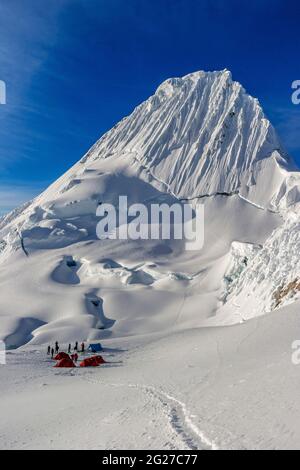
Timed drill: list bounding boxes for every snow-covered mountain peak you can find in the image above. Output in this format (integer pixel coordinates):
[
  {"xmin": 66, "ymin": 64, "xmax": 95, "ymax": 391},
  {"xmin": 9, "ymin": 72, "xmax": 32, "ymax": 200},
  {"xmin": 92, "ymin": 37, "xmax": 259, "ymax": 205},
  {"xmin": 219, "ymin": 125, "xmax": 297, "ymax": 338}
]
[
  {"xmin": 1, "ymin": 69, "xmax": 299, "ymax": 238},
  {"xmin": 153, "ymin": 69, "xmax": 235, "ymax": 105},
  {"xmin": 79, "ymin": 69, "xmax": 293, "ymax": 209},
  {"xmin": 0, "ymin": 70, "xmax": 299, "ymax": 347}
]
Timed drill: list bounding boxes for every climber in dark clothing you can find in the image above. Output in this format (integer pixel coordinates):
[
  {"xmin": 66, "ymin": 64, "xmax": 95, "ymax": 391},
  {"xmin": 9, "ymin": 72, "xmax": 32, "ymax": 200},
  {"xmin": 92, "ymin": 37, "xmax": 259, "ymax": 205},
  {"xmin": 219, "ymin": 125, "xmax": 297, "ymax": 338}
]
[
  {"xmin": 47, "ymin": 345, "xmax": 51, "ymax": 355},
  {"xmin": 81, "ymin": 342, "xmax": 85, "ymax": 353},
  {"xmin": 68, "ymin": 344, "xmax": 71, "ymax": 354},
  {"xmin": 51, "ymin": 348, "xmax": 54, "ymax": 359},
  {"xmin": 55, "ymin": 341, "xmax": 59, "ymax": 354},
  {"xmin": 74, "ymin": 341, "xmax": 78, "ymax": 352}
]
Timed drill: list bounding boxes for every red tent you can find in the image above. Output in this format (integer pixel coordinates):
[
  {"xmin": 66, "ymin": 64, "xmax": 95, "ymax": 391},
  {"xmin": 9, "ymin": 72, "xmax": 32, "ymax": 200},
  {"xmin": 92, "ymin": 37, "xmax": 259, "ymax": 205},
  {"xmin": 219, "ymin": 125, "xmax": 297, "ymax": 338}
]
[
  {"xmin": 54, "ymin": 352, "xmax": 70, "ymax": 361},
  {"xmin": 54, "ymin": 358, "xmax": 76, "ymax": 368},
  {"xmin": 80, "ymin": 356, "xmax": 102, "ymax": 367},
  {"xmin": 94, "ymin": 355, "xmax": 106, "ymax": 364}
]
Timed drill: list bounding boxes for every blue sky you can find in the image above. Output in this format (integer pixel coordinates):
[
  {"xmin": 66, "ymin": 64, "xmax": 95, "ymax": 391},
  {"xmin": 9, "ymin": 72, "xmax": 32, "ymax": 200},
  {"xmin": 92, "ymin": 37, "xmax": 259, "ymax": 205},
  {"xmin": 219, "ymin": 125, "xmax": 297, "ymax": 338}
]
[{"xmin": 0, "ymin": 0, "xmax": 299, "ymax": 215}]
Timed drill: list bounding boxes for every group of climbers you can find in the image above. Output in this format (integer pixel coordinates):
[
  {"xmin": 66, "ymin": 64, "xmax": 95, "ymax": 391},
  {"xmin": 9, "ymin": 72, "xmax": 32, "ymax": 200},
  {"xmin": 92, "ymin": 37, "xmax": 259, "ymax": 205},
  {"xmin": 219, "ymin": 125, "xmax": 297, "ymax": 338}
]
[
  {"xmin": 47, "ymin": 341, "xmax": 85, "ymax": 359},
  {"xmin": 47, "ymin": 341, "xmax": 60, "ymax": 359},
  {"xmin": 48, "ymin": 341, "xmax": 105, "ymax": 368},
  {"xmin": 68, "ymin": 341, "xmax": 85, "ymax": 353}
]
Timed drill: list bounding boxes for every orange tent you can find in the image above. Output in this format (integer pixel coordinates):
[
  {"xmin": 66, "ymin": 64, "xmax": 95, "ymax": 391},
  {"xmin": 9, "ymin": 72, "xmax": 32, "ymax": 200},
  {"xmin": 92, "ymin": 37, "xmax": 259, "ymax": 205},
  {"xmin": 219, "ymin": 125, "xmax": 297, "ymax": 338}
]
[
  {"xmin": 54, "ymin": 352, "xmax": 70, "ymax": 361},
  {"xmin": 94, "ymin": 355, "xmax": 106, "ymax": 364},
  {"xmin": 54, "ymin": 358, "xmax": 76, "ymax": 368},
  {"xmin": 80, "ymin": 356, "xmax": 101, "ymax": 367}
]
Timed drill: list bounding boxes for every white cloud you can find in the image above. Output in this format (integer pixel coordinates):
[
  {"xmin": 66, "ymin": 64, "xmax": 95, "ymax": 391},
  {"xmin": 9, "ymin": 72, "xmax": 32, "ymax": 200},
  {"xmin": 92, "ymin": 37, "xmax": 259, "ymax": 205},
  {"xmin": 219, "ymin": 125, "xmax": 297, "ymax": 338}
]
[
  {"xmin": 0, "ymin": 0, "xmax": 72, "ymax": 169},
  {"xmin": 0, "ymin": 181, "xmax": 47, "ymax": 216}
]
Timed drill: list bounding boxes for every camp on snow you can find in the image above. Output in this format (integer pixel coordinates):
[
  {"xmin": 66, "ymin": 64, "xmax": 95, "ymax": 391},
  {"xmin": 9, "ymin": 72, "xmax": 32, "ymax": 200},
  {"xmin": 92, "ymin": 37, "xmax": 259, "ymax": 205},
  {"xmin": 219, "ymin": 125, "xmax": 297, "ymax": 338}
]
[{"xmin": 88, "ymin": 343, "xmax": 102, "ymax": 353}]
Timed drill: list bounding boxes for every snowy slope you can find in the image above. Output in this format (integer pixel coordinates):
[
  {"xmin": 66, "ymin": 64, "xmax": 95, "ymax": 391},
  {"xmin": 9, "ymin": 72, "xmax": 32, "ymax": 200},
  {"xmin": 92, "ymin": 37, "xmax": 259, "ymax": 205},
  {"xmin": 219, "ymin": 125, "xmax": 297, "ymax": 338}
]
[
  {"xmin": 0, "ymin": 69, "xmax": 299, "ymax": 347},
  {"xmin": 1, "ymin": 300, "xmax": 300, "ymax": 450}
]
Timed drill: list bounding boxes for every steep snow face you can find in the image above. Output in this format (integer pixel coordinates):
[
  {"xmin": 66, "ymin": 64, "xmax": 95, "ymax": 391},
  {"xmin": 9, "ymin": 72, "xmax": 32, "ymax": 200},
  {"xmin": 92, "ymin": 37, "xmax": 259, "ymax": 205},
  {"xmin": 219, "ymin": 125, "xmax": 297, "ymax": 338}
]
[
  {"xmin": 219, "ymin": 204, "xmax": 300, "ymax": 323},
  {"xmin": 80, "ymin": 70, "xmax": 292, "ymax": 206}
]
